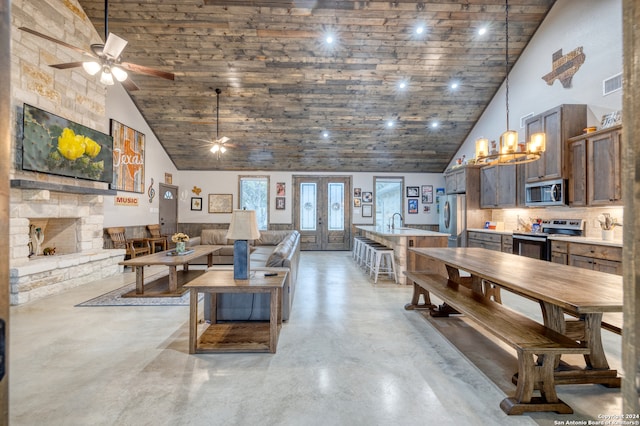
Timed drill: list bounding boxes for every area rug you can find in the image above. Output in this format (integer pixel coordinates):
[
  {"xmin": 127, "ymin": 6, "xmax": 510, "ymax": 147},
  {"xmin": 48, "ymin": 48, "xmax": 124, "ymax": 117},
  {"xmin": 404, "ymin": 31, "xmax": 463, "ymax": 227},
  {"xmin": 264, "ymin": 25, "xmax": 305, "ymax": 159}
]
[{"xmin": 76, "ymin": 282, "xmax": 193, "ymax": 307}]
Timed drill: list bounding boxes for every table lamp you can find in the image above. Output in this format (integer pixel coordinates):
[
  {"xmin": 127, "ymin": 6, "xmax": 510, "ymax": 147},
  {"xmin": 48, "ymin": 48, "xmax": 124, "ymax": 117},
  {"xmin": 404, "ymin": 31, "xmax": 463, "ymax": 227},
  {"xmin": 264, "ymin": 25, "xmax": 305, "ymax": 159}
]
[{"xmin": 226, "ymin": 209, "xmax": 261, "ymax": 279}]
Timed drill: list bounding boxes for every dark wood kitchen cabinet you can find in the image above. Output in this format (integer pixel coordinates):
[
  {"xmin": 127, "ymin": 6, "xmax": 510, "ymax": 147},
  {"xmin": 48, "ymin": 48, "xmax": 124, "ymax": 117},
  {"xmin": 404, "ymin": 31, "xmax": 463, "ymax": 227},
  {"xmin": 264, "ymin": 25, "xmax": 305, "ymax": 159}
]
[
  {"xmin": 524, "ymin": 104, "xmax": 587, "ymax": 183},
  {"xmin": 467, "ymin": 231, "xmax": 502, "ymax": 251},
  {"xmin": 568, "ymin": 242, "xmax": 622, "ymax": 275},
  {"xmin": 550, "ymin": 240, "xmax": 568, "ymax": 265},
  {"xmin": 568, "ymin": 138, "xmax": 588, "ymax": 206},
  {"xmin": 444, "ymin": 165, "xmax": 481, "ymax": 195},
  {"xmin": 568, "ymin": 125, "xmax": 622, "ymax": 206},
  {"xmin": 480, "ymin": 164, "xmax": 517, "ymax": 208}
]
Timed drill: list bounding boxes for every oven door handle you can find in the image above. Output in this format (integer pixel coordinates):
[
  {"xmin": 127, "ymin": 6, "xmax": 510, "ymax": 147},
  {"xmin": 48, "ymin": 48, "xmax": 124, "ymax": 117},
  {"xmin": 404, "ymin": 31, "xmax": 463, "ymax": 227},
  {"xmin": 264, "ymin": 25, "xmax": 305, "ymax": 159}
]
[{"xmin": 513, "ymin": 235, "xmax": 547, "ymax": 243}]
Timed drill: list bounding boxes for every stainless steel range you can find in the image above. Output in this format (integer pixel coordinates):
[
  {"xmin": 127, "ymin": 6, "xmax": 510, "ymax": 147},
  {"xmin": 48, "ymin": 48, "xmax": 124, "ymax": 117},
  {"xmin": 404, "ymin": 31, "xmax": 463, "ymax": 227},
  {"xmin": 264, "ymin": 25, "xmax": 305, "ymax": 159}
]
[{"xmin": 512, "ymin": 219, "xmax": 584, "ymax": 261}]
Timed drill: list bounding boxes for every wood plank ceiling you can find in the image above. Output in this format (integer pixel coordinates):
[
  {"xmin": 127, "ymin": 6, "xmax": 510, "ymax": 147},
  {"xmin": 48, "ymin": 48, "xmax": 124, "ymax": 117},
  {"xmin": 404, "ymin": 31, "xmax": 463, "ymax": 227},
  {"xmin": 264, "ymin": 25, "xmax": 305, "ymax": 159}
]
[{"xmin": 76, "ymin": 0, "xmax": 556, "ymax": 172}]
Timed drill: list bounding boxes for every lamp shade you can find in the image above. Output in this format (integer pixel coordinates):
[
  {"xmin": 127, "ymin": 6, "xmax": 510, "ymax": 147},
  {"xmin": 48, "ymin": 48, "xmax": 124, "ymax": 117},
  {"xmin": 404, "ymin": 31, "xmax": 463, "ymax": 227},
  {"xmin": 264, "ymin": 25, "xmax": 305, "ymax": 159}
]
[{"xmin": 226, "ymin": 210, "xmax": 261, "ymax": 240}]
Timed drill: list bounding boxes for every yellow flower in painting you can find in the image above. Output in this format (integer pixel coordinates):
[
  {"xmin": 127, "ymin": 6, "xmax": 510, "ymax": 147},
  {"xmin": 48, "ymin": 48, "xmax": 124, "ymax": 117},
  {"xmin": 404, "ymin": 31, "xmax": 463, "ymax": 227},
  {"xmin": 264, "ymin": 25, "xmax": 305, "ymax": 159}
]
[
  {"xmin": 83, "ymin": 136, "xmax": 101, "ymax": 158},
  {"xmin": 57, "ymin": 128, "xmax": 86, "ymax": 160}
]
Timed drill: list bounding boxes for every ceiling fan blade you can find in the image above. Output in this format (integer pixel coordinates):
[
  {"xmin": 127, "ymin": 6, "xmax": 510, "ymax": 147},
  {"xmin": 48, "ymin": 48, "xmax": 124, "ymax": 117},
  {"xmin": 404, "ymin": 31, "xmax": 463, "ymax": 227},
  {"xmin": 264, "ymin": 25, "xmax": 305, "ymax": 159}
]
[
  {"xmin": 103, "ymin": 33, "xmax": 128, "ymax": 59},
  {"xmin": 120, "ymin": 78, "xmax": 140, "ymax": 91},
  {"xmin": 120, "ymin": 62, "xmax": 175, "ymax": 80},
  {"xmin": 50, "ymin": 61, "xmax": 85, "ymax": 70},
  {"xmin": 19, "ymin": 27, "xmax": 94, "ymax": 57}
]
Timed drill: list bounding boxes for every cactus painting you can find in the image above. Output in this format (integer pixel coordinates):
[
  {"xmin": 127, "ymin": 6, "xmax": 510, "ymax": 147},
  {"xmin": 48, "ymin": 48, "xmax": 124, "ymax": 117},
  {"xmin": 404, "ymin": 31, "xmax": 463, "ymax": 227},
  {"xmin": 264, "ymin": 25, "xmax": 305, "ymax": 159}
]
[{"xmin": 21, "ymin": 104, "xmax": 113, "ymax": 183}]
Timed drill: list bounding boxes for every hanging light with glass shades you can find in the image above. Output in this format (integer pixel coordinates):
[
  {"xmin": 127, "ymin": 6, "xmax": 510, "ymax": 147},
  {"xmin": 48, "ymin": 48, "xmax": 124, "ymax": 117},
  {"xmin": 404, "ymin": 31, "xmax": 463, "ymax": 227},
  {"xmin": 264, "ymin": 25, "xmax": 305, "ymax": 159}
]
[{"xmin": 475, "ymin": 0, "xmax": 545, "ymax": 166}]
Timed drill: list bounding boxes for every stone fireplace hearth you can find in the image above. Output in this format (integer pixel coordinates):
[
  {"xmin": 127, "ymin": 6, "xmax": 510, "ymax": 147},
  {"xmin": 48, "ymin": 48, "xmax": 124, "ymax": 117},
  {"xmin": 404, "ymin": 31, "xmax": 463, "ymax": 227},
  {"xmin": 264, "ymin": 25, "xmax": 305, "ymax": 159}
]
[{"xmin": 10, "ymin": 186, "xmax": 125, "ymax": 305}]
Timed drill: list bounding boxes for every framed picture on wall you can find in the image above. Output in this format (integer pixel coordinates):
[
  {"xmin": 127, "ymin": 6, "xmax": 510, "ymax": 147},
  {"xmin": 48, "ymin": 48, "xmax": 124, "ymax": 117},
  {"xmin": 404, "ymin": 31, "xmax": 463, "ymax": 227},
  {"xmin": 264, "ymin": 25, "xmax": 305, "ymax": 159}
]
[
  {"xmin": 276, "ymin": 196, "xmax": 286, "ymax": 210},
  {"xmin": 354, "ymin": 188, "xmax": 362, "ymax": 198},
  {"xmin": 421, "ymin": 185, "xmax": 433, "ymax": 204},
  {"xmin": 276, "ymin": 182, "xmax": 286, "ymax": 196},
  {"xmin": 208, "ymin": 194, "xmax": 233, "ymax": 213},
  {"xmin": 362, "ymin": 192, "xmax": 372, "ymax": 203},
  {"xmin": 406, "ymin": 186, "xmax": 419, "ymax": 197},
  {"xmin": 362, "ymin": 204, "xmax": 372, "ymax": 217},
  {"xmin": 354, "ymin": 198, "xmax": 361, "ymax": 207},
  {"xmin": 111, "ymin": 119, "xmax": 144, "ymax": 193},
  {"xmin": 191, "ymin": 197, "xmax": 202, "ymax": 211},
  {"xmin": 408, "ymin": 198, "xmax": 418, "ymax": 214}
]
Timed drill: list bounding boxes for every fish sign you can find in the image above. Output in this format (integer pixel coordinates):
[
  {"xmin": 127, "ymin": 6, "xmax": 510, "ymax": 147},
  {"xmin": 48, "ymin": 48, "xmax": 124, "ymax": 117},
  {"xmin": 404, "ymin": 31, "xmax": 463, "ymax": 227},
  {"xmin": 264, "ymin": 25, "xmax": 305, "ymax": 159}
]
[{"xmin": 542, "ymin": 47, "xmax": 585, "ymax": 88}]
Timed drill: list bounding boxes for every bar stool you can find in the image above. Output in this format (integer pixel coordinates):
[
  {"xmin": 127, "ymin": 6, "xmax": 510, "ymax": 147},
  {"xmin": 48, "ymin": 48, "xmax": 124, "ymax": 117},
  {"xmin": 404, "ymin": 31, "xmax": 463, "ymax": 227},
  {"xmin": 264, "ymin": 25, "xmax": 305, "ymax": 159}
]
[
  {"xmin": 353, "ymin": 236, "xmax": 366, "ymax": 262},
  {"xmin": 370, "ymin": 246, "xmax": 397, "ymax": 284},
  {"xmin": 363, "ymin": 241, "xmax": 387, "ymax": 274},
  {"xmin": 355, "ymin": 238, "xmax": 375, "ymax": 267}
]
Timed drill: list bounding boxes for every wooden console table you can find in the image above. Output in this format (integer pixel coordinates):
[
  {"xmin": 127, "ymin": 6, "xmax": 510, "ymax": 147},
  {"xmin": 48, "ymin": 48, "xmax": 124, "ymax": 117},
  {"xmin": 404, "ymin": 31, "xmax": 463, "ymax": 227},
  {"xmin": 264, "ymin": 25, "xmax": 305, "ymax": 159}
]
[{"xmin": 184, "ymin": 270, "xmax": 288, "ymax": 354}]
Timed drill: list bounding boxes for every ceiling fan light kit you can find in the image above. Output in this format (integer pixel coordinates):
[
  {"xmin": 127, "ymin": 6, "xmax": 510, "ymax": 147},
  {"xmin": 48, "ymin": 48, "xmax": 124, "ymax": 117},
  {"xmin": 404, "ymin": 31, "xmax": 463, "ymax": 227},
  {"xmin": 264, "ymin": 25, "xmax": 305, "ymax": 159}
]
[
  {"xmin": 18, "ymin": 1, "xmax": 174, "ymax": 91},
  {"xmin": 474, "ymin": 0, "xmax": 546, "ymax": 167}
]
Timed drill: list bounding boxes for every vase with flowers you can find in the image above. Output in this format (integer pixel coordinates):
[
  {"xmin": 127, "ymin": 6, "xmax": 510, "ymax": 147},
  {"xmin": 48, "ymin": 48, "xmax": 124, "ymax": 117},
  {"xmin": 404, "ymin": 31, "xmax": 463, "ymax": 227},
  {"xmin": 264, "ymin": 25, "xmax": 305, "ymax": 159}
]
[
  {"xmin": 597, "ymin": 213, "xmax": 622, "ymax": 241},
  {"xmin": 172, "ymin": 232, "xmax": 190, "ymax": 253}
]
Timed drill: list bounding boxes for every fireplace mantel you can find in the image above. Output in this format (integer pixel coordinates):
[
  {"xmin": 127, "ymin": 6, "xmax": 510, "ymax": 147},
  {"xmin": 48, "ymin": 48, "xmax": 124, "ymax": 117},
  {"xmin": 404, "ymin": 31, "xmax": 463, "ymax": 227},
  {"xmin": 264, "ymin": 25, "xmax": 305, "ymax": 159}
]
[{"xmin": 11, "ymin": 179, "xmax": 117, "ymax": 195}]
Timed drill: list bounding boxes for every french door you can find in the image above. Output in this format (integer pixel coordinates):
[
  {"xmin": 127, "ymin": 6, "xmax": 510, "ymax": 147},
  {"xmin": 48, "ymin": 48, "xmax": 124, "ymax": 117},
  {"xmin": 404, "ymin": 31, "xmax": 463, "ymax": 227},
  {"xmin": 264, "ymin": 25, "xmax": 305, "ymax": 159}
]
[{"xmin": 293, "ymin": 176, "xmax": 351, "ymax": 251}]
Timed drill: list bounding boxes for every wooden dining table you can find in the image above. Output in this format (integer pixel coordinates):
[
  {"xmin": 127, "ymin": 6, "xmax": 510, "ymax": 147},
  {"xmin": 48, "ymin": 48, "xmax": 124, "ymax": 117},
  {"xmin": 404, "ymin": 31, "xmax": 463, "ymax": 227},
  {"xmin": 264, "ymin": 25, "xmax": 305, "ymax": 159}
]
[{"xmin": 406, "ymin": 247, "xmax": 623, "ymax": 388}]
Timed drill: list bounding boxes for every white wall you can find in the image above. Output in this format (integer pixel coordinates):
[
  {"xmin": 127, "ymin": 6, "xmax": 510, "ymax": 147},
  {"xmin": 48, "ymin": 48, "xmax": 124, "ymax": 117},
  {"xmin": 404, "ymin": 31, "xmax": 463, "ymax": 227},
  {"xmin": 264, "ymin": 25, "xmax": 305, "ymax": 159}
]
[
  {"xmin": 178, "ymin": 171, "xmax": 445, "ymax": 226},
  {"xmin": 103, "ymin": 84, "xmax": 178, "ymax": 227},
  {"xmin": 451, "ymin": 0, "xmax": 623, "ymax": 166}
]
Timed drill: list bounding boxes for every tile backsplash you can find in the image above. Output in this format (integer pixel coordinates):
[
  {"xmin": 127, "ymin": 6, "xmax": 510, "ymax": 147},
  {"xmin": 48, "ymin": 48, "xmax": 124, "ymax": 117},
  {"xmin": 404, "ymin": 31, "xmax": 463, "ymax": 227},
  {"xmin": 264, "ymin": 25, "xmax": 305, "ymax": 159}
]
[{"xmin": 491, "ymin": 206, "xmax": 624, "ymax": 240}]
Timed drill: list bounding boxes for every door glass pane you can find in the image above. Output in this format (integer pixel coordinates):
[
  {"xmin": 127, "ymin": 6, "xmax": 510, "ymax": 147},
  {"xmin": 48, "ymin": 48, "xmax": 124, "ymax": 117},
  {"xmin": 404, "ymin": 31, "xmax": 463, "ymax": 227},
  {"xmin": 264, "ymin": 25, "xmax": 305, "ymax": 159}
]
[
  {"xmin": 239, "ymin": 177, "xmax": 268, "ymax": 230},
  {"xmin": 327, "ymin": 182, "xmax": 344, "ymax": 231},
  {"xmin": 300, "ymin": 183, "xmax": 316, "ymax": 231},
  {"xmin": 375, "ymin": 178, "xmax": 403, "ymax": 228}
]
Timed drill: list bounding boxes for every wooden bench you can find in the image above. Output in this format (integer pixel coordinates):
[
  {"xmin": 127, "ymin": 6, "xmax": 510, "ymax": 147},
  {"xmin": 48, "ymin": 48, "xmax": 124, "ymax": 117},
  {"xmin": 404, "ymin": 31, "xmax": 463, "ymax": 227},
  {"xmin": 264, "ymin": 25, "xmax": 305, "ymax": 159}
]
[{"xmin": 404, "ymin": 271, "xmax": 590, "ymax": 415}]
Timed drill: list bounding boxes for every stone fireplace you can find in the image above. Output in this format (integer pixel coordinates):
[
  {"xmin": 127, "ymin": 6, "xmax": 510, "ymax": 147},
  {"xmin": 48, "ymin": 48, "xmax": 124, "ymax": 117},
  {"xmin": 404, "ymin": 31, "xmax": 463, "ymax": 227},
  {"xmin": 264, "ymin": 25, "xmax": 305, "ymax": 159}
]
[{"xmin": 10, "ymin": 185, "xmax": 125, "ymax": 305}]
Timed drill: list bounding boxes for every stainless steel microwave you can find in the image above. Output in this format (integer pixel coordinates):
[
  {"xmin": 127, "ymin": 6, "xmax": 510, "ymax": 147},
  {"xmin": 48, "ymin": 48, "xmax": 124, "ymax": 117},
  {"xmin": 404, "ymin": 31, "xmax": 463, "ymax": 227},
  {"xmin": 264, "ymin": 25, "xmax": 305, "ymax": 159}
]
[{"xmin": 525, "ymin": 179, "xmax": 566, "ymax": 207}]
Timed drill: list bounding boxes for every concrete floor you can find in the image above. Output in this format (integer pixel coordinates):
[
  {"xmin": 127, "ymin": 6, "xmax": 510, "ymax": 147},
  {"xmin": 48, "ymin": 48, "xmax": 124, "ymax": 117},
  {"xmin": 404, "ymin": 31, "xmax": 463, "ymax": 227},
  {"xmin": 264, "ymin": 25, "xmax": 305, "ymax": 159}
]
[{"xmin": 10, "ymin": 251, "xmax": 622, "ymax": 425}]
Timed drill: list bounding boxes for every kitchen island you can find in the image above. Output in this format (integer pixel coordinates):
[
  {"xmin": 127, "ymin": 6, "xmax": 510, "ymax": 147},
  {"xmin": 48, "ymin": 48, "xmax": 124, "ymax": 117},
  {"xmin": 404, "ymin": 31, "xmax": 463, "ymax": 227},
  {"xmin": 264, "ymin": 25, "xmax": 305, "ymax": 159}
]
[{"xmin": 356, "ymin": 226, "xmax": 449, "ymax": 284}]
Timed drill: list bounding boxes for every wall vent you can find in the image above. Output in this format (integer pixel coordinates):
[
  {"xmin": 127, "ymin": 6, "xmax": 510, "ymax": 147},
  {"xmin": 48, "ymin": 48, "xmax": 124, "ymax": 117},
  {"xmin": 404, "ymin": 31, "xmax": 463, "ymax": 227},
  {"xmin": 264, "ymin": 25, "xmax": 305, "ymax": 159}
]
[
  {"xmin": 520, "ymin": 112, "xmax": 534, "ymax": 128},
  {"xmin": 603, "ymin": 72, "xmax": 622, "ymax": 96}
]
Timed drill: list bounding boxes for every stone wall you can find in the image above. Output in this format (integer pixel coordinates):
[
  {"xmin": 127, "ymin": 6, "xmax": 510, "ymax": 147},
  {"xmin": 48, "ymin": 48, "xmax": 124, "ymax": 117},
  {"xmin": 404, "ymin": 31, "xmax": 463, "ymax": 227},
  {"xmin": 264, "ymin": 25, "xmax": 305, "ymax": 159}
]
[{"xmin": 9, "ymin": 0, "xmax": 123, "ymax": 305}]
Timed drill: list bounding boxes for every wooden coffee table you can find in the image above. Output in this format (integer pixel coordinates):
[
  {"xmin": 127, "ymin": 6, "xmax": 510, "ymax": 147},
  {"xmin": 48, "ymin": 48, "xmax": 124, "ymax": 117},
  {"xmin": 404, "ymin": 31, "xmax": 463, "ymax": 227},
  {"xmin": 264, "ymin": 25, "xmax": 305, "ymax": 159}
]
[
  {"xmin": 184, "ymin": 269, "xmax": 288, "ymax": 354},
  {"xmin": 119, "ymin": 245, "xmax": 222, "ymax": 297}
]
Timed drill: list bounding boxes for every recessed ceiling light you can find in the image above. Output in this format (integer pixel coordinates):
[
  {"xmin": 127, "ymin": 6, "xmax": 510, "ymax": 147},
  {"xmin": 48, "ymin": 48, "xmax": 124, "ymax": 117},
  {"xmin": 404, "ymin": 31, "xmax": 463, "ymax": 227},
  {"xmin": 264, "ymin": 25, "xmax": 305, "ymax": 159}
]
[
  {"xmin": 323, "ymin": 132, "xmax": 329, "ymax": 138},
  {"xmin": 450, "ymin": 82, "xmax": 459, "ymax": 90},
  {"xmin": 415, "ymin": 26, "xmax": 425, "ymax": 35},
  {"xmin": 387, "ymin": 120, "xmax": 395, "ymax": 128},
  {"xmin": 478, "ymin": 27, "xmax": 487, "ymax": 36},
  {"xmin": 431, "ymin": 122, "xmax": 439, "ymax": 128},
  {"xmin": 325, "ymin": 35, "xmax": 334, "ymax": 44},
  {"xmin": 398, "ymin": 81, "xmax": 407, "ymax": 90}
]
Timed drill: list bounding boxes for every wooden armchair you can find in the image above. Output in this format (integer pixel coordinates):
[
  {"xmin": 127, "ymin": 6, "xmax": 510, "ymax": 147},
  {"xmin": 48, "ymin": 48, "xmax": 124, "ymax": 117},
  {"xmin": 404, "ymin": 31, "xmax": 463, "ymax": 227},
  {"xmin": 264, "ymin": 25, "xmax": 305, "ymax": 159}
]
[
  {"xmin": 146, "ymin": 224, "xmax": 168, "ymax": 253},
  {"xmin": 106, "ymin": 227, "xmax": 151, "ymax": 260}
]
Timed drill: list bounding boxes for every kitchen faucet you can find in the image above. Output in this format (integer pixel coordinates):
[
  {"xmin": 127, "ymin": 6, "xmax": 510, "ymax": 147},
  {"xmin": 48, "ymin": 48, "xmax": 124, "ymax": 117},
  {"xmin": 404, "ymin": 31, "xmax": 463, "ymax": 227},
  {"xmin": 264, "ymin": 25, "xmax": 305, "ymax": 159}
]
[{"xmin": 391, "ymin": 212, "xmax": 404, "ymax": 229}]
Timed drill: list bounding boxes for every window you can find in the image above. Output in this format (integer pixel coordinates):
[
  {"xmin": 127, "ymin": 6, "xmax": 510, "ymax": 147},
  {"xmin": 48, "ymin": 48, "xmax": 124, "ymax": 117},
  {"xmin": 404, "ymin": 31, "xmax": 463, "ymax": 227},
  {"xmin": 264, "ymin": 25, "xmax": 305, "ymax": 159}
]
[
  {"xmin": 239, "ymin": 176, "xmax": 269, "ymax": 230},
  {"xmin": 374, "ymin": 177, "xmax": 404, "ymax": 228}
]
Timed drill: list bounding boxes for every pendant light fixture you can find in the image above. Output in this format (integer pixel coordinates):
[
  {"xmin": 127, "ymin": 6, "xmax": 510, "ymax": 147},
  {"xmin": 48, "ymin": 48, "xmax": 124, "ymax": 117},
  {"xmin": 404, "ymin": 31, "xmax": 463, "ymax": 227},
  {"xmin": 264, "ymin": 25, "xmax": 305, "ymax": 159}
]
[
  {"xmin": 210, "ymin": 88, "xmax": 229, "ymax": 160},
  {"xmin": 475, "ymin": 0, "xmax": 545, "ymax": 166}
]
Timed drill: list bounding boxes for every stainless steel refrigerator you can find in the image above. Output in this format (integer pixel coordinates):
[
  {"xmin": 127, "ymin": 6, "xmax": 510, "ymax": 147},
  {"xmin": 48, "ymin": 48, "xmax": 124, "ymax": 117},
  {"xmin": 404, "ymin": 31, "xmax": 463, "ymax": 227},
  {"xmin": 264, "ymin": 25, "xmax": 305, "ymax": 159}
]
[
  {"xmin": 439, "ymin": 194, "xmax": 466, "ymax": 247},
  {"xmin": 439, "ymin": 191, "xmax": 491, "ymax": 247}
]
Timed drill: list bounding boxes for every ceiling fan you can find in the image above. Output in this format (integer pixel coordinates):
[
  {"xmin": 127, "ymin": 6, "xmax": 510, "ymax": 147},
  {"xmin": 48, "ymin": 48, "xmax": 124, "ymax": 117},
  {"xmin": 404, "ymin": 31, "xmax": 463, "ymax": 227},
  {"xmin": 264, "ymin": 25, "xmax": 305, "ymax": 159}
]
[
  {"xmin": 18, "ymin": 0, "xmax": 174, "ymax": 91},
  {"xmin": 196, "ymin": 88, "xmax": 234, "ymax": 160}
]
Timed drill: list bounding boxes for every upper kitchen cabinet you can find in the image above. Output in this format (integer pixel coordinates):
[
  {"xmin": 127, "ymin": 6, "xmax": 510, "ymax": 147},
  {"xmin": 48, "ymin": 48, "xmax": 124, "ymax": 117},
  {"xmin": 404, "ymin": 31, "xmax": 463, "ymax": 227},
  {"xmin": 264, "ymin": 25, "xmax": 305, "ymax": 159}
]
[
  {"xmin": 480, "ymin": 164, "xmax": 517, "ymax": 208},
  {"xmin": 568, "ymin": 125, "xmax": 622, "ymax": 206},
  {"xmin": 524, "ymin": 104, "xmax": 587, "ymax": 183},
  {"xmin": 444, "ymin": 165, "xmax": 481, "ymax": 195}
]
